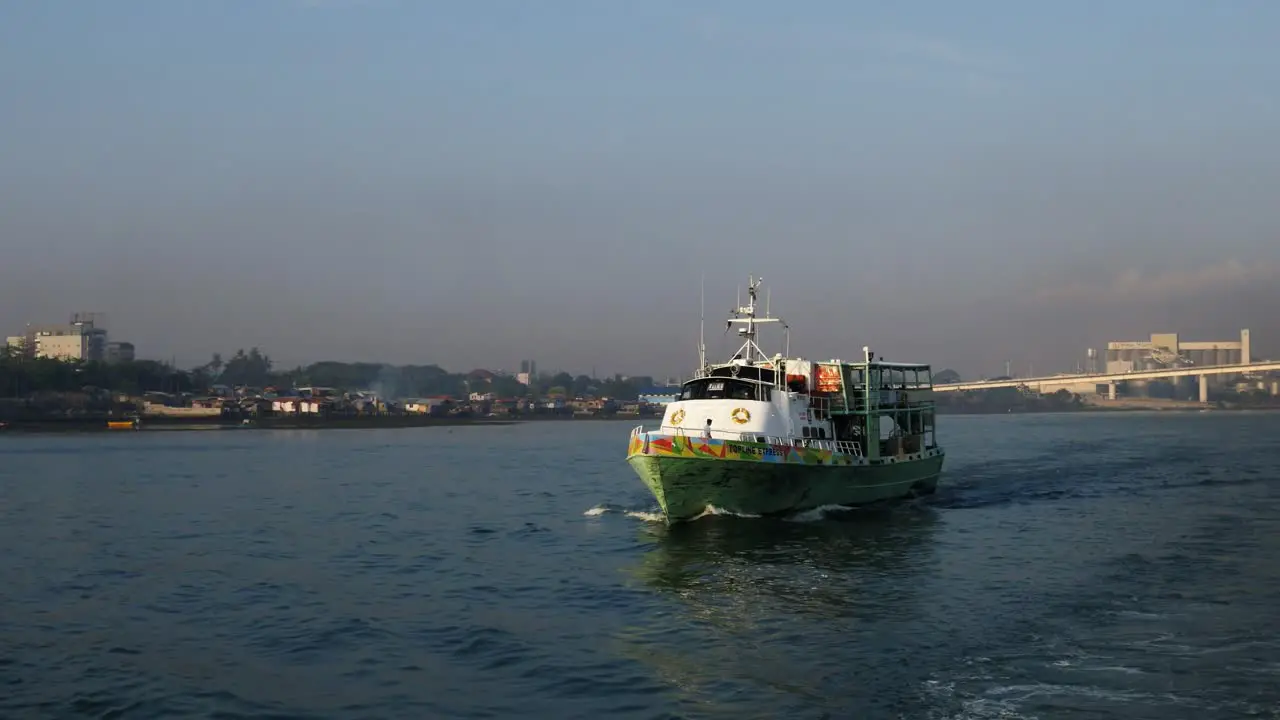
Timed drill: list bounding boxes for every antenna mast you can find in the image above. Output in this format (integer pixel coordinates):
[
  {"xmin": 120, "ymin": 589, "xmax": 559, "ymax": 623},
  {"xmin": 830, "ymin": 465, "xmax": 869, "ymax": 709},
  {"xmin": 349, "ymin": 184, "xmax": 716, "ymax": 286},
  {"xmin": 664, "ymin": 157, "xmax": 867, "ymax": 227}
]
[
  {"xmin": 721, "ymin": 274, "xmax": 788, "ymax": 364},
  {"xmin": 698, "ymin": 272, "xmax": 707, "ymax": 369}
]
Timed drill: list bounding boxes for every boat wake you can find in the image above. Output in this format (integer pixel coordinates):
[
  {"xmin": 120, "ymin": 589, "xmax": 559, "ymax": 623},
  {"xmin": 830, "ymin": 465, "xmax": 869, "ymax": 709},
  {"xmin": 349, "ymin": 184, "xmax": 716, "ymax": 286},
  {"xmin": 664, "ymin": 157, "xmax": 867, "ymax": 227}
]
[
  {"xmin": 782, "ymin": 504, "xmax": 859, "ymax": 522},
  {"xmin": 582, "ymin": 504, "xmax": 666, "ymax": 523},
  {"xmin": 583, "ymin": 503, "xmax": 861, "ymax": 524}
]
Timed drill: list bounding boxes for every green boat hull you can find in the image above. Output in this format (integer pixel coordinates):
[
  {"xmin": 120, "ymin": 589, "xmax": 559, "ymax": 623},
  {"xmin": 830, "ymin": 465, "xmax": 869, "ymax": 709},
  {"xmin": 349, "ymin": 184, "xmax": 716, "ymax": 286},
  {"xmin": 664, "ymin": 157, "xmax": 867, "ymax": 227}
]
[{"xmin": 627, "ymin": 450, "xmax": 944, "ymax": 523}]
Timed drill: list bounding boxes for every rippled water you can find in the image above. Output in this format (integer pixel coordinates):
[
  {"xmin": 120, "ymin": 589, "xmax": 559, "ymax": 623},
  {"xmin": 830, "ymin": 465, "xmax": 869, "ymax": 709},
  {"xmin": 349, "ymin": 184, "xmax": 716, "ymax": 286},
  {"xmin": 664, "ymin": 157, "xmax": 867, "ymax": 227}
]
[{"xmin": 2, "ymin": 413, "xmax": 1279, "ymax": 719}]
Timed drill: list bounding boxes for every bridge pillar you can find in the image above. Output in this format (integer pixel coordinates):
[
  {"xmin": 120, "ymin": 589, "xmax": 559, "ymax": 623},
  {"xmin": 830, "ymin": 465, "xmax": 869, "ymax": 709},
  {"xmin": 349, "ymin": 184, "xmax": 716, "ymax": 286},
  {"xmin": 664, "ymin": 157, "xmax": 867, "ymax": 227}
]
[
  {"xmin": 1107, "ymin": 383, "xmax": 1117, "ymax": 400},
  {"xmin": 1199, "ymin": 378, "xmax": 1209, "ymax": 403},
  {"xmin": 1271, "ymin": 381, "xmax": 1278, "ymax": 397}
]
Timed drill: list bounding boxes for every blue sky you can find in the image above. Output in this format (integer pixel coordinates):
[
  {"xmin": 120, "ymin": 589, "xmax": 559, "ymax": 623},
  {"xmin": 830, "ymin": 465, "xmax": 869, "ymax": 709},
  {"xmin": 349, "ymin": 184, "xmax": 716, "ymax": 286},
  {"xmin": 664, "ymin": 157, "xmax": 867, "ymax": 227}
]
[{"xmin": 2, "ymin": 1, "xmax": 1278, "ymax": 378}]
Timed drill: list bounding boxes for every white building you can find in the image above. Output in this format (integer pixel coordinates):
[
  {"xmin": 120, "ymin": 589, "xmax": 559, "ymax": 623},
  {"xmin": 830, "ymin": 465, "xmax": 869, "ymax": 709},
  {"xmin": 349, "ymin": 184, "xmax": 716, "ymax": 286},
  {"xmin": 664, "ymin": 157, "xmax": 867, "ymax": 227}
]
[
  {"xmin": 272, "ymin": 398, "xmax": 325, "ymax": 414},
  {"xmin": 20, "ymin": 322, "xmax": 108, "ymax": 362},
  {"xmin": 35, "ymin": 332, "xmax": 89, "ymax": 361}
]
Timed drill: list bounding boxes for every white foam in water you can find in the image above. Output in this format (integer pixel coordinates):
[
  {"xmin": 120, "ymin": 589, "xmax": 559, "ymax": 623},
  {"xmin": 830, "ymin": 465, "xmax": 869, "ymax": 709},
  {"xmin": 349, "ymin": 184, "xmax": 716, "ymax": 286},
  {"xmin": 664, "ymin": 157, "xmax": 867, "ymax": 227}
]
[
  {"xmin": 586, "ymin": 503, "xmax": 861, "ymax": 523},
  {"xmin": 784, "ymin": 504, "xmax": 856, "ymax": 523},
  {"xmin": 581, "ymin": 504, "xmax": 666, "ymax": 523},
  {"xmin": 694, "ymin": 504, "xmax": 761, "ymax": 519}
]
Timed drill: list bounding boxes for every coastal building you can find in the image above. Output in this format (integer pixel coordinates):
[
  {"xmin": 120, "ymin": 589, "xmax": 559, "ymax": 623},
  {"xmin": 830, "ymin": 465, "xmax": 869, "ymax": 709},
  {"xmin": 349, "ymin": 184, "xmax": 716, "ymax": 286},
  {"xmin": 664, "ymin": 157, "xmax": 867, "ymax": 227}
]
[
  {"xmin": 294, "ymin": 386, "xmax": 338, "ymax": 398},
  {"xmin": 403, "ymin": 396, "xmax": 453, "ymax": 415},
  {"xmin": 516, "ymin": 359, "xmax": 537, "ymax": 386},
  {"xmin": 1101, "ymin": 328, "xmax": 1256, "ymax": 397},
  {"xmin": 23, "ymin": 324, "xmax": 106, "ymax": 362},
  {"xmin": 6, "ymin": 313, "xmax": 138, "ymax": 365},
  {"xmin": 272, "ymin": 398, "xmax": 327, "ymax": 414},
  {"xmin": 106, "ymin": 342, "xmax": 135, "ymax": 364},
  {"xmin": 638, "ymin": 386, "xmax": 682, "ymax": 405},
  {"xmin": 12, "ymin": 314, "xmax": 113, "ymax": 362},
  {"xmin": 1104, "ymin": 329, "xmax": 1251, "ymax": 372}
]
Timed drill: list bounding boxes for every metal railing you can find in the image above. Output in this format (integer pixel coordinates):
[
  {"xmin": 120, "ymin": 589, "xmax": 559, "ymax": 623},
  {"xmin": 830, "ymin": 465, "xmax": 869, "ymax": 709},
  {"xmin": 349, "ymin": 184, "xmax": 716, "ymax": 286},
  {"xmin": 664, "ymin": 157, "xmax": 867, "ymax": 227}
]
[
  {"xmin": 798, "ymin": 438, "xmax": 863, "ymax": 456},
  {"xmin": 834, "ymin": 440, "xmax": 863, "ymax": 456},
  {"xmin": 641, "ymin": 420, "xmax": 867, "ymax": 457},
  {"xmin": 735, "ymin": 432, "xmax": 864, "ymax": 457}
]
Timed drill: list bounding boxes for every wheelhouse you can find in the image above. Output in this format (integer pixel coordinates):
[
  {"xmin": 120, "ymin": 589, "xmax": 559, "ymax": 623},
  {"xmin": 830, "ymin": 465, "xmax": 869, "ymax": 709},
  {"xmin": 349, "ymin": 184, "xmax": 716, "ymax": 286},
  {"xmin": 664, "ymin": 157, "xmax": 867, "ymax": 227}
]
[{"xmin": 679, "ymin": 376, "xmax": 773, "ymax": 402}]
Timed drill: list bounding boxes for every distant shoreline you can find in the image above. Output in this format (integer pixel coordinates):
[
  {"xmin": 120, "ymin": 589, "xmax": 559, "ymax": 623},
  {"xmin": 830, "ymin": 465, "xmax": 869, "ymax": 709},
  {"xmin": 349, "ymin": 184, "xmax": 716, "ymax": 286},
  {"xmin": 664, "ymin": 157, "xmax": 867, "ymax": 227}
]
[
  {"xmin": 939, "ymin": 403, "xmax": 1280, "ymax": 415},
  {"xmin": 0, "ymin": 413, "xmax": 649, "ymax": 434},
  {"xmin": 6, "ymin": 402, "xmax": 1278, "ymax": 434}
]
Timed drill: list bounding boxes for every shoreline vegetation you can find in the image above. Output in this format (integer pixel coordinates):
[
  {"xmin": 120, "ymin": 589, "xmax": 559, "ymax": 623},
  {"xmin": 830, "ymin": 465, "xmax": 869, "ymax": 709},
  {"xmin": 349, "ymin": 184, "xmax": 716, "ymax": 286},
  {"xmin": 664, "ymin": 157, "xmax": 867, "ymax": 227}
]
[
  {"xmin": 2, "ymin": 403, "xmax": 1276, "ymax": 436},
  {"xmin": 3, "ymin": 349, "xmax": 1277, "ymax": 434},
  {"xmin": 0, "ymin": 413, "xmax": 637, "ymax": 434},
  {"xmin": 3, "ymin": 397, "xmax": 1277, "ymax": 434},
  {"xmin": 0, "ymin": 348, "xmax": 668, "ymax": 433}
]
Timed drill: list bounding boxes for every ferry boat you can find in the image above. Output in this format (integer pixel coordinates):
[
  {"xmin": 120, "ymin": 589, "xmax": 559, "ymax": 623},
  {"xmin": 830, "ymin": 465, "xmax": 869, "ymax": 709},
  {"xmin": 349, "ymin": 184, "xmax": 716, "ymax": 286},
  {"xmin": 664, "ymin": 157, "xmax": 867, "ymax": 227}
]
[{"xmin": 626, "ymin": 275, "xmax": 945, "ymax": 523}]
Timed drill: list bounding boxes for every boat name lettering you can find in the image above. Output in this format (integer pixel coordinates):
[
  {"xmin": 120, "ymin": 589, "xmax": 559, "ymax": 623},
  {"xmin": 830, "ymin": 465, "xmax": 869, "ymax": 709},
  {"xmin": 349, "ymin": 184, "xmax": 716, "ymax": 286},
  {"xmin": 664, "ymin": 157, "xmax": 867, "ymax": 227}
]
[{"xmin": 726, "ymin": 442, "xmax": 783, "ymax": 457}]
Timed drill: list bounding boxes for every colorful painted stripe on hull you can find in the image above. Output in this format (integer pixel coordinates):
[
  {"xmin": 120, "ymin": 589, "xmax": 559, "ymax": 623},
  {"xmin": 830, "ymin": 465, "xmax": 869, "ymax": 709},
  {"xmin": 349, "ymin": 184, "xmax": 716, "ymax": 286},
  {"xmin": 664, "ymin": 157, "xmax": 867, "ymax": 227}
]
[{"xmin": 626, "ymin": 433, "xmax": 862, "ymax": 467}]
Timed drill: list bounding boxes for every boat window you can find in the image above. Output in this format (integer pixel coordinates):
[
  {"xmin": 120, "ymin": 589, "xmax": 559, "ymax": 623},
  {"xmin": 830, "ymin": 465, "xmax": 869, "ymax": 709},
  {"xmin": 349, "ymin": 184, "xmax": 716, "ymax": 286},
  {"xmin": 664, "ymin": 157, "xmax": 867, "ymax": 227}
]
[
  {"xmin": 802, "ymin": 426, "xmax": 811, "ymax": 438},
  {"xmin": 680, "ymin": 378, "xmax": 770, "ymax": 401},
  {"xmin": 707, "ymin": 366, "xmax": 777, "ymax": 384}
]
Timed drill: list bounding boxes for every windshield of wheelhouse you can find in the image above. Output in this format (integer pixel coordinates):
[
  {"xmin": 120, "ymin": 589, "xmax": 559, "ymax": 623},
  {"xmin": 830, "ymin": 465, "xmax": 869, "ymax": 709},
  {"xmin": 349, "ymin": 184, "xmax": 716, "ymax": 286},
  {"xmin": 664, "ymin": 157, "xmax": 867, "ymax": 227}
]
[{"xmin": 679, "ymin": 378, "xmax": 772, "ymax": 402}]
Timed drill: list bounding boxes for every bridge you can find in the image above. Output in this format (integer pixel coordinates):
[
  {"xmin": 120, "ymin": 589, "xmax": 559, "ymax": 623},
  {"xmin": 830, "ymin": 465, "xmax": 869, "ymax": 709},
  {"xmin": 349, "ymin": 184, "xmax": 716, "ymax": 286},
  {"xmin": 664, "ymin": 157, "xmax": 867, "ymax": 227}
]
[{"xmin": 933, "ymin": 361, "xmax": 1280, "ymax": 402}]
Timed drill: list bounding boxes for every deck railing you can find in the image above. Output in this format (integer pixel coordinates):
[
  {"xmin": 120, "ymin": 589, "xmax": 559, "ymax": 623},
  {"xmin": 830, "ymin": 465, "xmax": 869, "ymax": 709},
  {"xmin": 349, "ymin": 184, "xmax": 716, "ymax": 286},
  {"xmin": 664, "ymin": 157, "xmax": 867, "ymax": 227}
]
[
  {"xmin": 735, "ymin": 432, "xmax": 864, "ymax": 457},
  {"xmin": 799, "ymin": 438, "xmax": 864, "ymax": 456},
  {"xmin": 834, "ymin": 440, "xmax": 863, "ymax": 456}
]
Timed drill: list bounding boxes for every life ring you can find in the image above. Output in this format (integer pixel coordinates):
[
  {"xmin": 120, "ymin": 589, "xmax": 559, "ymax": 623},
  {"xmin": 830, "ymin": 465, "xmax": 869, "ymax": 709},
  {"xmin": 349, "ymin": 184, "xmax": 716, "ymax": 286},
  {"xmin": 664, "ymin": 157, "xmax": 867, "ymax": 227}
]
[
  {"xmin": 730, "ymin": 407, "xmax": 751, "ymax": 424},
  {"xmin": 670, "ymin": 408, "xmax": 686, "ymax": 425}
]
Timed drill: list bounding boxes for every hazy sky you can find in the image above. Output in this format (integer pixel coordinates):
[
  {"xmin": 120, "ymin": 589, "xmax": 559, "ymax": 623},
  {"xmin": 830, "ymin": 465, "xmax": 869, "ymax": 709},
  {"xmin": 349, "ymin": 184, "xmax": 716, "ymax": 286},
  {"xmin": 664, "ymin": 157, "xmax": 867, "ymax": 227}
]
[{"xmin": 2, "ymin": 0, "xmax": 1278, "ymax": 380}]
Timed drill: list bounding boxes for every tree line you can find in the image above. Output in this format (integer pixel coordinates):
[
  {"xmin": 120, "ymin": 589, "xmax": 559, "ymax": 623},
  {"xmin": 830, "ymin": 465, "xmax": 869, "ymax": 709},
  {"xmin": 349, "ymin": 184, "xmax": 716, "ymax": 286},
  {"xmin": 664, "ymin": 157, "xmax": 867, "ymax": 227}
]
[{"xmin": 0, "ymin": 346, "xmax": 654, "ymax": 401}]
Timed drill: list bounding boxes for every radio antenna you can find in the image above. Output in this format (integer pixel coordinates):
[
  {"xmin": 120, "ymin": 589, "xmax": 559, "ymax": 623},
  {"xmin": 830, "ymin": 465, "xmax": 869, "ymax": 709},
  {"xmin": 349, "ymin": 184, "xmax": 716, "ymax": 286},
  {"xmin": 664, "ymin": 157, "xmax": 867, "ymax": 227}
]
[{"xmin": 698, "ymin": 272, "xmax": 707, "ymax": 368}]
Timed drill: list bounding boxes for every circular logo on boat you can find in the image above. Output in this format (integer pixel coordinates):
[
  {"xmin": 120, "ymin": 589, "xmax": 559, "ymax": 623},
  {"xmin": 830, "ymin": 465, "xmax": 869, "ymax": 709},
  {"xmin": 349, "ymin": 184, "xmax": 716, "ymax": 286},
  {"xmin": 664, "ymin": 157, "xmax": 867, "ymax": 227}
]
[
  {"xmin": 670, "ymin": 408, "xmax": 685, "ymax": 425},
  {"xmin": 730, "ymin": 407, "xmax": 751, "ymax": 424}
]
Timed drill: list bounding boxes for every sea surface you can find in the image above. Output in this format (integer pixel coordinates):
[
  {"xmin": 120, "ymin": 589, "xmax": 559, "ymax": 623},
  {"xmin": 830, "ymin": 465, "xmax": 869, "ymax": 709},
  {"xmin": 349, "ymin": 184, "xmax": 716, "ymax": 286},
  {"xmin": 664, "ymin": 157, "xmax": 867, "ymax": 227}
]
[{"xmin": 1, "ymin": 412, "xmax": 1279, "ymax": 719}]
